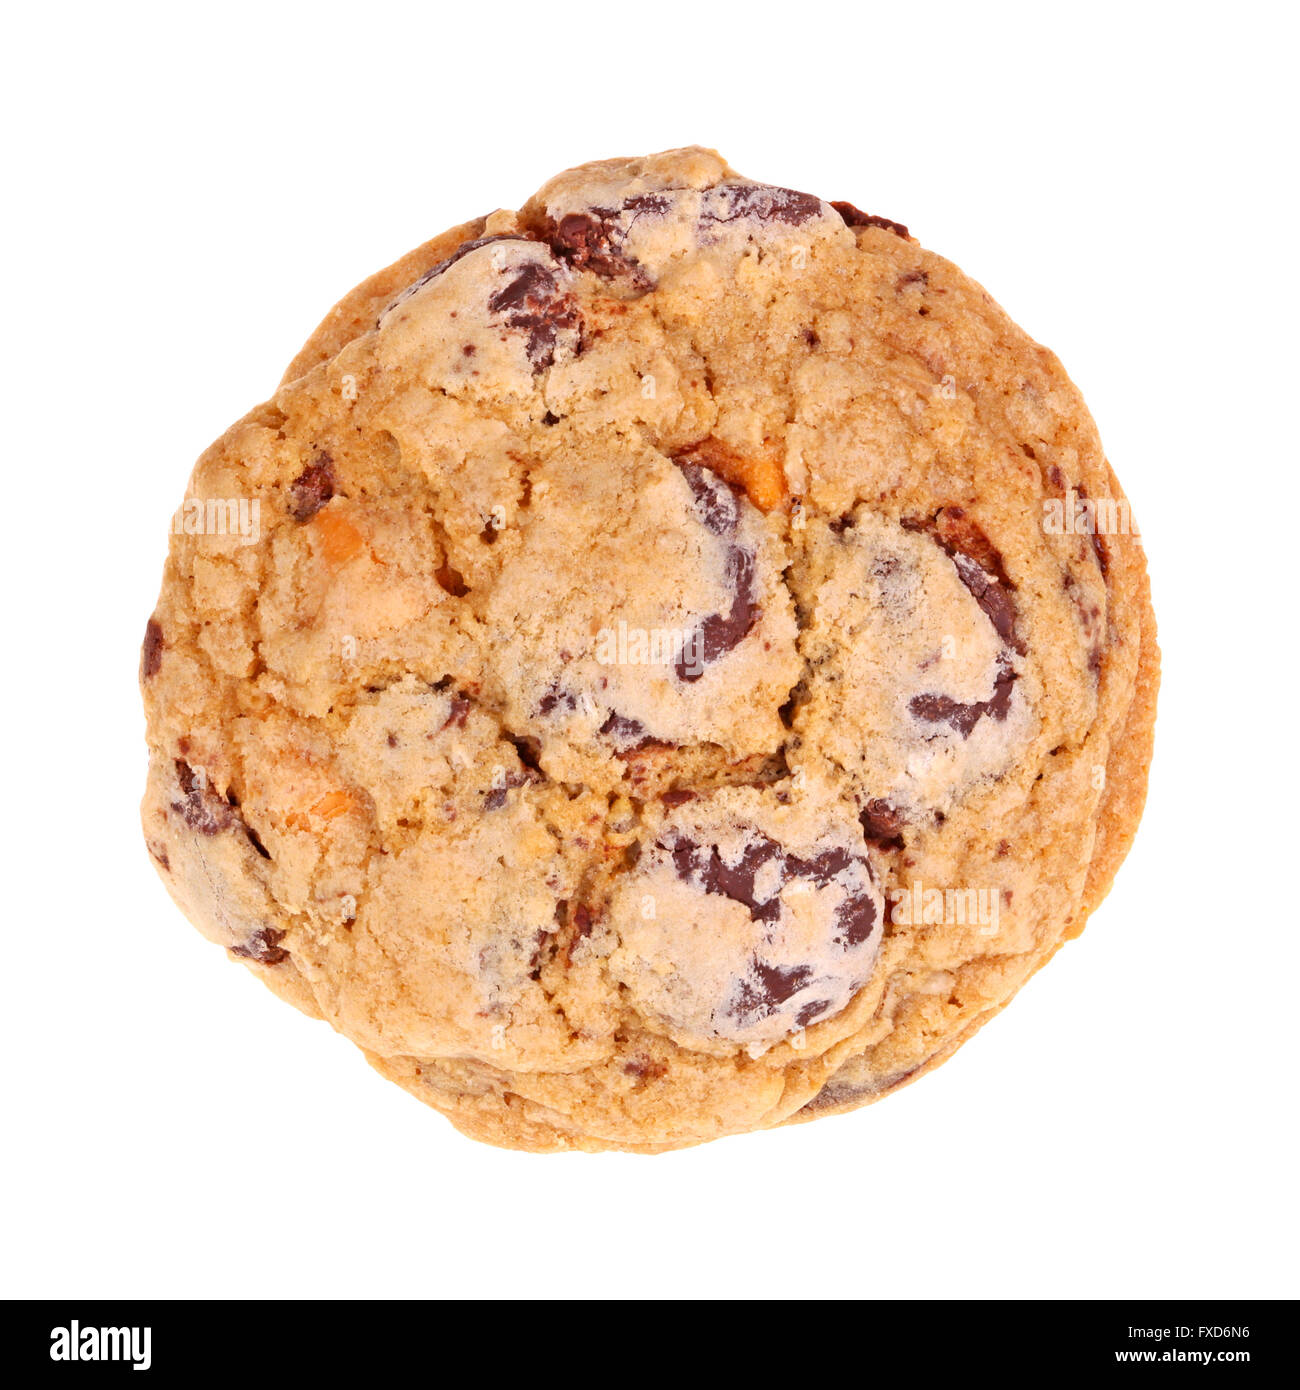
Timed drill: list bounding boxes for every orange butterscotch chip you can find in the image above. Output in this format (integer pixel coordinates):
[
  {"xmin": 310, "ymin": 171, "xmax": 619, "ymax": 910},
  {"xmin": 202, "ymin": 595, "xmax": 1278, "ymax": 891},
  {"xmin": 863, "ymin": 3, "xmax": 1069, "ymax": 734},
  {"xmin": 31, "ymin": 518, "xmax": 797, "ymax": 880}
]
[
  {"xmin": 309, "ymin": 790, "xmax": 356, "ymax": 821},
  {"xmin": 675, "ymin": 436, "xmax": 787, "ymax": 512},
  {"xmin": 311, "ymin": 508, "xmax": 365, "ymax": 565}
]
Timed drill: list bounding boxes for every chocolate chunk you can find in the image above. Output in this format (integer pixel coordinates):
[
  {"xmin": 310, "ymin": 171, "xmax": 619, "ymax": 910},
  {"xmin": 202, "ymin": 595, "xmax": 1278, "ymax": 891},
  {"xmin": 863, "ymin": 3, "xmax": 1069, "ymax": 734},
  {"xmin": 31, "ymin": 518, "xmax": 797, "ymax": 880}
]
[
  {"xmin": 484, "ymin": 768, "xmax": 540, "ymax": 810},
  {"xmin": 781, "ymin": 847, "xmax": 879, "ymax": 946},
  {"xmin": 178, "ymin": 779, "xmax": 273, "ymax": 861},
  {"xmin": 384, "ymin": 234, "xmax": 537, "ymax": 319},
  {"xmin": 910, "ymin": 654, "xmax": 1016, "ymax": 737},
  {"xmin": 537, "ymin": 686, "xmax": 578, "ymax": 717},
  {"xmin": 905, "ymin": 507, "xmax": 1026, "ymax": 655},
  {"xmin": 784, "ymin": 845, "xmax": 855, "ymax": 885},
  {"xmin": 170, "ymin": 760, "xmax": 237, "ymax": 835},
  {"xmin": 677, "ymin": 547, "xmax": 759, "ymax": 682},
  {"xmin": 950, "ymin": 552, "xmax": 1022, "ymax": 652},
  {"xmin": 441, "ymin": 695, "xmax": 471, "ymax": 729},
  {"xmin": 553, "ymin": 901, "xmax": 598, "ymax": 970},
  {"xmin": 831, "ymin": 201, "xmax": 909, "ymax": 238},
  {"xmin": 860, "ymin": 799, "xmax": 905, "ymax": 850},
  {"xmin": 799, "ymin": 1080, "xmax": 863, "ymax": 1114},
  {"xmin": 730, "ymin": 962, "xmax": 817, "ymax": 1024},
  {"xmin": 600, "ymin": 711, "xmax": 649, "ymax": 747},
  {"xmin": 801, "ymin": 1062, "xmax": 924, "ymax": 1113},
  {"xmin": 671, "ymin": 833, "xmax": 785, "ymax": 924},
  {"xmin": 899, "ymin": 509, "xmax": 1026, "ymax": 736},
  {"xmin": 429, "ymin": 233, "xmax": 536, "ymax": 279},
  {"xmin": 796, "ymin": 997, "xmax": 836, "ymax": 1029},
  {"xmin": 572, "ymin": 903, "xmax": 596, "ymax": 939},
  {"xmin": 141, "ymin": 618, "xmax": 163, "ymax": 680},
  {"xmin": 660, "ymin": 788, "xmax": 698, "ymax": 808},
  {"xmin": 434, "ymin": 560, "xmax": 470, "ymax": 597},
  {"xmin": 664, "ymin": 826, "xmax": 880, "ymax": 1031},
  {"xmin": 1073, "ymin": 484, "xmax": 1111, "ymax": 576},
  {"xmin": 676, "ymin": 459, "xmax": 740, "ymax": 537},
  {"xmin": 833, "ymin": 891, "xmax": 879, "ymax": 947},
  {"xmin": 623, "ymin": 193, "xmax": 673, "ymax": 215},
  {"xmin": 509, "ymin": 734, "xmax": 544, "ymax": 773},
  {"xmin": 544, "ymin": 194, "xmax": 669, "ymax": 289},
  {"xmin": 672, "ymin": 462, "xmax": 760, "ymax": 682},
  {"xmin": 287, "ymin": 452, "xmax": 336, "ymax": 522},
  {"xmin": 667, "ymin": 830, "xmax": 877, "ymax": 945},
  {"xmin": 231, "ymin": 927, "xmax": 290, "ymax": 966},
  {"xmin": 548, "ymin": 210, "xmax": 651, "ymax": 290},
  {"xmin": 487, "ymin": 260, "xmax": 583, "ymax": 370},
  {"xmin": 383, "ymin": 235, "xmax": 582, "ymax": 368},
  {"xmin": 704, "ymin": 182, "xmax": 826, "ymax": 226},
  {"xmin": 487, "ymin": 260, "xmax": 550, "ymax": 313}
]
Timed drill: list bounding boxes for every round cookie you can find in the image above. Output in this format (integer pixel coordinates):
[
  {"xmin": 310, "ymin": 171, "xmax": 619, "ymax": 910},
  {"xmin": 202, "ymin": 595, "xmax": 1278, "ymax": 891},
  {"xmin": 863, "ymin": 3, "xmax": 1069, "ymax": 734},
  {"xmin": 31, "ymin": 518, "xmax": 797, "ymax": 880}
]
[{"xmin": 140, "ymin": 147, "xmax": 1158, "ymax": 1152}]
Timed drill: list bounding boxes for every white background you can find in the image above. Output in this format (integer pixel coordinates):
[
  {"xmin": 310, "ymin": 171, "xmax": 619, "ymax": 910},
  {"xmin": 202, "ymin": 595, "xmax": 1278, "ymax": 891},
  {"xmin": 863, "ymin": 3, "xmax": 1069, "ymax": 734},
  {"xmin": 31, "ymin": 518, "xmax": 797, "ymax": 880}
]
[{"xmin": 3, "ymin": 1, "xmax": 1296, "ymax": 1301}]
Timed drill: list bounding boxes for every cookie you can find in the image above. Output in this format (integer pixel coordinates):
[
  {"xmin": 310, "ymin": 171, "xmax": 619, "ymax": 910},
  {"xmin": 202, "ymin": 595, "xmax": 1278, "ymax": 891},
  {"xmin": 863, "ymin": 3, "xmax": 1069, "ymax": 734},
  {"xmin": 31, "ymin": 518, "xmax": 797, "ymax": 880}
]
[{"xmin": 140, "ymin": 147, "xmax": 1158, "ymax": 1152}]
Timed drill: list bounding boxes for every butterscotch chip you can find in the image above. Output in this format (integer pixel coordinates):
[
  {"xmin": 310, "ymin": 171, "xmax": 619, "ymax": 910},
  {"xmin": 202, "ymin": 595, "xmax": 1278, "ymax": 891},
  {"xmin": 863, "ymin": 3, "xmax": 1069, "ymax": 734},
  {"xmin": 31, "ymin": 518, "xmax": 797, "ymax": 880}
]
[
  {"xmin": 140, "ymin": 147, "xmax": 1158, "ymax": 1152},
  {"xmin": 675, "ymin": 436, "xmax": 787, "ymax": 513}
]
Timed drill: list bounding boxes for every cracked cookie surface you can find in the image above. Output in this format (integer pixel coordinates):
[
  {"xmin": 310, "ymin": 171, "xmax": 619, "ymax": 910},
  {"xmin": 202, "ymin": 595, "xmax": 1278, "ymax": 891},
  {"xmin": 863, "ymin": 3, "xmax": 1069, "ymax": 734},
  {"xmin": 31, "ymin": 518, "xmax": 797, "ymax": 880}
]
[{"xmin": 140, "ymin": 147, "xmax": 1158, "ymax": 1152}]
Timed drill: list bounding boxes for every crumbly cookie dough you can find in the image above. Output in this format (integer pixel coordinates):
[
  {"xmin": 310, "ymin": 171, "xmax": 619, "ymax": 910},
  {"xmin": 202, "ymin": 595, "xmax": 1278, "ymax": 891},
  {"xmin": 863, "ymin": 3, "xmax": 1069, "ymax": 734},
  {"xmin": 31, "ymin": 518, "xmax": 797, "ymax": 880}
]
[{"xmin": 140, "ymin": 147, "xmax": 1158, "ymax": 1152}]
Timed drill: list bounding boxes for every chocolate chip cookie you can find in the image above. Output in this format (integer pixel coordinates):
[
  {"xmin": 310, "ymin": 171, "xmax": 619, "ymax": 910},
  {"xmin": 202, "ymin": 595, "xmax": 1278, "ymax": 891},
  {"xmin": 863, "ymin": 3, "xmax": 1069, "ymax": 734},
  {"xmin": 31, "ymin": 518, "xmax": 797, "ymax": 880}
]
[{"xmin": 140, "ymin": 147, "xmax": 1158, "ymax": 1152}]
